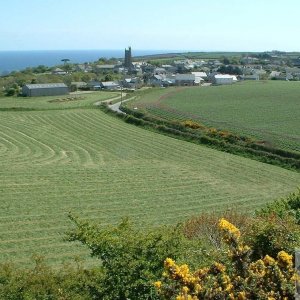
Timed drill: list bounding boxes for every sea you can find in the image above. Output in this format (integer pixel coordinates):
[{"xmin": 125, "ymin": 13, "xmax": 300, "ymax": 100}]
[{"xmin": 0, "ymin": 49, "xmax": 179, "ymax": 75}]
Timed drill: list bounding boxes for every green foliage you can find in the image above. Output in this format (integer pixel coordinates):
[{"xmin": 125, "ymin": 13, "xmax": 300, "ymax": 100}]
[
  {"xmin": 103, "ymin": 74, "xmax": 113, "ymax": 82},
  {"xmin": 5, "ymin": 87, "xmax": 17, "ymax": 96},
  {"xmin": 245, "ymin": 214, "xmax": 300, "ymax": 260},
  {"xmin": 258, "ymin": 188, "xmax": 300, "ymax": 222},
  {"xmin": 156, "ymin": 219, "xmax": 296, "ymax": 299},
  {"xmin": 67, "ymin": 214, "xmax": 186, "ymax": 299},
  {"xmin": 217, "ymin": 65, "xmax": 242, "ymax": 75},
  {"xmin": 0, "ymin": 256, "xmax": 101, "ymax": 300}
]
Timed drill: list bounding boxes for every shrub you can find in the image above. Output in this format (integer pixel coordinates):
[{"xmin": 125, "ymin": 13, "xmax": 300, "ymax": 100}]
[
  {"xmin": 258, "ymin": 188, "xmax": 300, "ymax": 222},
  {"xmin": 5, "ymin": 87, "xmax": 17, "ymax": 96},
  {"xmin": 181, "ymin": 120, "xmax": 205, "ymax": 130},
  {"xmin": 155, "ymin": 219, "xmax": 297, "ymax": 299},
  {"xmin": 0, "ymin": 256, "xmax": 99, "ymax": 300},
  {"xmin": 67, "ymin": 214, "xmax": 187, "ymax": 300},
  {"xmin": 183, "ymin": 210, "xmax": 251, "ymax": 245}
]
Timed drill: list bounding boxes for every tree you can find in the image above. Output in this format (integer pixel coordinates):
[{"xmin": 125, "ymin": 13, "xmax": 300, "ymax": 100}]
[
  {"xmin": 61, "ymin": 58, "xmax": 70, "ymax": 64},
  {"xmin": 104, "ymin": 74, "xmax": 113, "ymax": 82}
]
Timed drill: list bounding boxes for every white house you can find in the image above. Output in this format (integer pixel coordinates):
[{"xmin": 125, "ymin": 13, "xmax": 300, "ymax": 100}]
[
  {"xmin": 52, "ymin": 68, "xmax": 67, "ymax": 75},
  {"xmin": 213, "ymin": 74, "xmax": 238, "ymax": 85},
  {"xmin": 192, "ymin": 72, "xmax": 207, "ymax": 83}
]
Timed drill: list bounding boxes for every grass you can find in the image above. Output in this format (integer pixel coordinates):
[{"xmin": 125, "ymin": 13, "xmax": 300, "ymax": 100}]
[
  {"xmin": 127, "ymin": 81, "xmax": 300, "ymax": 153},
  {"xmin": 0, "ymin": 91, "xmax": 116, "ymax": 110},
  {"xmin": 0, "ymin": 91, "xmax": 299, "ymax": 267}
]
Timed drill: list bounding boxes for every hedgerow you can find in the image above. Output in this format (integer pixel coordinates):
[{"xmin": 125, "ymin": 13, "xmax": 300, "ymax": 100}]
[{"xmin": 104, "ymin": 104, "xmax": 300, "ymax": 171}]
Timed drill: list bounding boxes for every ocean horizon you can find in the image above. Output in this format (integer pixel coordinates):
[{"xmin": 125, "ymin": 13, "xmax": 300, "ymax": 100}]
[{"xmin": 0, "ymin": 49, "xmax": 182, "ymax": 75}]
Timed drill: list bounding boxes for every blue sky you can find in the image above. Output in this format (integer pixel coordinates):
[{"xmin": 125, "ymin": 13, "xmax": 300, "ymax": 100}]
[{"xmin": 1, "ymin": 0, "xmax": 300, "ymax": 51}]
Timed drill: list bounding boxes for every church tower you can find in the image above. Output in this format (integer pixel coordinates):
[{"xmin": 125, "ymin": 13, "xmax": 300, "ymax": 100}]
[{"xmin": 124, "ymin": 46, "xmax": 132, "ymax": 70}]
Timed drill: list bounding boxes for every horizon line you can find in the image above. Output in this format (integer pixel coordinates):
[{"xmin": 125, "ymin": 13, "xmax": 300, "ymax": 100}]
[{"xmin": 0, "ymin": 49, "xmax": 298, "ymax": 53}]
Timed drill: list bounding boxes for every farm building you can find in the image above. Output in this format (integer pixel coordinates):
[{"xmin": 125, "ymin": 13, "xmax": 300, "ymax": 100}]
[
  {"xmin": 191, "ymin": 72, "xmax": 208, "ymax": 80},
  {"xmin": 175, "ymin": 74, "xmax": 197, "ymax": 86},
  {"xmin": 213, "ymin": 74, "xmax": 238, "ymax": 85},
  {"xmin": 22, "ymin": 83, "xmax": 69, "ymax": 97},
  {"xmin": 100, "ymin": 81, "xmax": 120, "ymax": 90}
]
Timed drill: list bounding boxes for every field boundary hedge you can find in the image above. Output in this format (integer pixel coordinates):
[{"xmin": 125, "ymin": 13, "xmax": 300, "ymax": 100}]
[{"xmin": 100, "ymin": 104, "xmax": 300, "ymax": 172}]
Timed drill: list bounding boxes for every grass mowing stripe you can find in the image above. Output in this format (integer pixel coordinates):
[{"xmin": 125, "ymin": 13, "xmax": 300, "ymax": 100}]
[
  {"xmin": 129, "ymin": 82, "xmax": 300, "ymax": 152},
  {"xmin": 0, "ymin": 106, "xmax": 299, "ymax": 266}
]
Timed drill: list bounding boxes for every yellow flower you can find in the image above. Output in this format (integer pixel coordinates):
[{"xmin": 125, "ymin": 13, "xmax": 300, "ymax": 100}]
[
  {"xmin": 165, "ymin": 257, "xmax": 176, "ymax": 268},
  {"xmin": 237, "ymin": 291, "xmax": 246, "ymax": 300},
  {"xmin": 277, "ymin": 251, "xmax": 293, "ymax": 267},
  {"xmin": 195, "ymin": 283, "xmax": 202, "ymax": 293},
  {"xmin": 218, "ymin": 218, "xmax": 241, "ymax": 239},
  {"xmin": 263, "ymin": 255, "xmax": 276, "ymax": 266},
  {"xmin": 228, "ymin": 293, "xmax": 235, "ymax": 300},
  {"xmin": 182, "ymin": 286, "xmax": 189, "ymax": 294},
  {"xmin": 225, "ymin": 283, "xmax": 233, "ymax": 292},
  {"xmin": 154, "ymin": 281, "xmax": 162, "ymax": 289},
  {"xmin": 176, "ymin": 295, "xmax": 194, "ymax": 300},
  {"xmin": 214, "ymin": 262, "xmax": 226, "ymax": 273},
  {"xmin": 250, "ymin": 259, "xmax": 266, "ymax": 277}
]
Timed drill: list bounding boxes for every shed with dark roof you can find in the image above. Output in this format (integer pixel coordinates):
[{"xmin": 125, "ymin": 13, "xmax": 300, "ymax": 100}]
[{"xmin": 22, "ymin": 83, "xmax": 69, "ymax": 97}]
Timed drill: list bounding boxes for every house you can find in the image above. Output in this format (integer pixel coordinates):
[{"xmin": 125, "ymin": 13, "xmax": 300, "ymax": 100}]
[
  {"xmin": 292, "ymin": 58, "xmax": 300, "ymax": 67},
  {"xmin": 285, "ymin": 67, "xmax": 300, "ymax": 79},
  {"xmin": 122, "ymin": 77, "xmax": 142, "ymax": 89},
  {"xmin": 269, "ymin": 71, "xmax": 281, "ymax": 79},
  {"xmin": 141, "ymin": 64, "xmax": 156, "ymax": 73},
  {"xmin": 100, "ymin": 81, "xmax": 120, "ymax": 90},
  {"xmin": 192, "ymin": 72, "xmax": 207, "ymax": 81},
  {"xmin": 149, "ymin": 74, "xmax": 165, "ymax": 86},
  {"xmin": 161, "ymin": 64, "xmax": 177, "ymax": 73},
  {"xmin": 75, "ymin": 64, "xmax": 93, "ymax": 73},
  {"xmin": 71, "ymin": 82, "xmax": 87, "ymax": 89},
  {"xmin": 87, "ymin": 81, "xmax": 102, "ymax": 90},
  {"xmin": 175, "ymin": 74, "xmax": 196, "ymax": 86},
  {"xmin": 52, "ymin": 68, "xmax": 67, "ymax": 75},
  {"xmin": 154, "ymin": 67, "xmax": 167, "ymax": 75},
  {"xmin": 95, "ymin": 64, "xmax": 116, "ymax": 73},
  {"xmin": 241, "ymin": 57, "xmax": 259, "ymax": 64},
  {"xmin": 22, "ymin": 83, "xmax": 69, "ymax": 97},
  {"xmin": 240, "ymin": 74, "xmax": 259, "ymax": 81},
  {"xmin": 213, "ymin": 74, "xmax": 237, "ymax": 85}
]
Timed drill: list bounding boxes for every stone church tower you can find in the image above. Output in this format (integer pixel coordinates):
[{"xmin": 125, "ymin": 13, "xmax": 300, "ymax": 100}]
[{"xmin": 124, "ymin": 46, "xmax": 132, "ymax": 70}]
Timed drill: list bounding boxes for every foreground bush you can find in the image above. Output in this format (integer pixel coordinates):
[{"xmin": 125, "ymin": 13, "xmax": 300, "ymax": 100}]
[
  {"xmin": 67, "ymin": 214, "xmax": 189, "ymax": 300},
  {"xmin": 258, "ymin": 188, "xmax": 300, "ymax": 222},
  {"xmin": 155, "ymin": 219, "xmax": 297, "ymax": 299},
  {"xmin": 0, "ymin": 256, "xmax": 101, "ymax": 300}
]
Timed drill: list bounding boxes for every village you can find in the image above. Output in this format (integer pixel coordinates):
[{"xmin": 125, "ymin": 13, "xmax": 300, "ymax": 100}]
[{"xmin": 4, "ymin": 47, "xmax": 300, "ymax": 97}]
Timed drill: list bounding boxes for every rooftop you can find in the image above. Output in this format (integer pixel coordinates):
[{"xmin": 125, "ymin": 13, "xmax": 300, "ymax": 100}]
[{"xmin": 24, "ymin": 83, "xmax": 67, "ymax": 89}]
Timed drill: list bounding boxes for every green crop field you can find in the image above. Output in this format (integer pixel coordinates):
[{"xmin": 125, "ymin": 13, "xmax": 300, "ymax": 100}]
[
  {"xmin": 0, "ymin": 91, "xmax": 299, "ymax": 266},
  {"xmin": 127, "ymin": 81, "xmax": 300, "ymax": 153}
]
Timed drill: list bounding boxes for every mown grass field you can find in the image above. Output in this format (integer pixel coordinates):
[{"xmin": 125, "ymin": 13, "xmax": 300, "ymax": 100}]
[
  {"xmin": 127, "ymin": 81, "xmax": 300, "ymax": 153},
  {"xmin": 0, "ymin": 91, "xmax": 115, "ymax": 110},
  {"xmin": 0, "ymin": 91, "xmax": 299, "ymax": 266}
]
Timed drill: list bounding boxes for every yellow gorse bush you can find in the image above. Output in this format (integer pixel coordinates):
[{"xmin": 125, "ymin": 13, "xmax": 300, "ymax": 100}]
[
  {"xmin": 218, "ymin": 218, "xmax": 241, "ymax": 240},
  {"xmin": 155, "ymin": 219, "xmax": 297, "ymax": 299}
]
